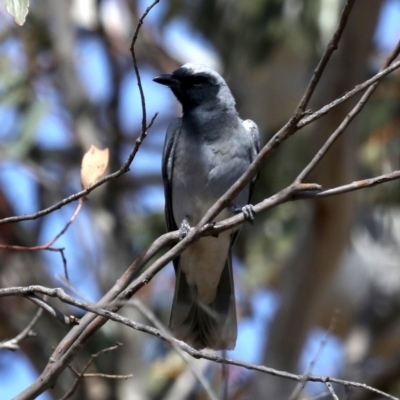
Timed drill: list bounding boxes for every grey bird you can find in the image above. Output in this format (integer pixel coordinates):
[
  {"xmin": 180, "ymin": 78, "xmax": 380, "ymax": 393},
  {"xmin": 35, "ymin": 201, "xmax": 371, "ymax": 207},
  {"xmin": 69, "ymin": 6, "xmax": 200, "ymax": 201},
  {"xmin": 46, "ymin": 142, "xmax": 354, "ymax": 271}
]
[{"xmin": 154, "ymin": 63, "xmax": 260, "ymax": 350}]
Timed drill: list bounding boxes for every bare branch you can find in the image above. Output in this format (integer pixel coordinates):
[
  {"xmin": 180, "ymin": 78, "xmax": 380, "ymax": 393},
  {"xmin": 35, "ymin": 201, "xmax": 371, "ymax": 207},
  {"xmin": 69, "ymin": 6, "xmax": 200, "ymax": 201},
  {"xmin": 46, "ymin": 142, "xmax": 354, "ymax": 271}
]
[
  {"xmin": 2, "ymin": 285, "xmax": 398, "ymax": 400},
  {"xmin": 25, "ymin": 294, "xmax": 79, "ymax": 326},
  {"xmin": 0, "ymin": 307, "xmax": 43, "ymax": 351},
  {"xmin": 295, "ymin": 0, "xmax": 356, "ymax": 114},
  {"xmin": 80, "ymin": 373, "xmax": 133, "ymax": 379},
  {"xmin": 0, "ymin": 197, "xmax": 84, "ymax": 280},
  {"xmin": 129, "ymin": 0, "xmax": 160, "ymax": 138},
  {"xmin": 310, "ymin": 170, "xmax": 400, "ymax": 198},
  {"xmin": 60, "ymin": 343, "xmax": 132, "ymax": 400},
  {"xmin": 289, "ymin": 310, "xmax": 340, "ymax": 400},
  {"xmin": 296, "ymin": 40, "xmax": 400, "ymax": 182},
  {"xmin": 298, "ymin": 58, "xmax": 400, "ymax": 129},
  {"xmin": 326, "ymin": 382, "xmax": 340, "ymax": 400}
]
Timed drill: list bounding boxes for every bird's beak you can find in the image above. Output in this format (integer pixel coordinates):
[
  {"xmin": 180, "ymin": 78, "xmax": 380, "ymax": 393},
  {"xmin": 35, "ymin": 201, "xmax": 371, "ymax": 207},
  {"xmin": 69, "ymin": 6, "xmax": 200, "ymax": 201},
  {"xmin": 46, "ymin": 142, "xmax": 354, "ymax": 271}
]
[{"xmin": 153, "ymin": 74, "xmax": 181, "ymax": 88}]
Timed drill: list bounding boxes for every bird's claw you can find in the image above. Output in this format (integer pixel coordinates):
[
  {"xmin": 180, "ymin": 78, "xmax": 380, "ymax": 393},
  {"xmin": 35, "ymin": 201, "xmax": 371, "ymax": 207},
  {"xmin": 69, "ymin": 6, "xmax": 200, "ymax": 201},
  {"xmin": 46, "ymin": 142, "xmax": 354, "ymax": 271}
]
[
  {"xmin": 242, "ymin": 204, "xmax": 256, "ymax": 224},
  {"xmin": 233, "ymin": 204, "xmax": 256, "ymax": 224},
  {"xmin": 179, "ymin": 218, "xmax": 191, "ymax": 240}
]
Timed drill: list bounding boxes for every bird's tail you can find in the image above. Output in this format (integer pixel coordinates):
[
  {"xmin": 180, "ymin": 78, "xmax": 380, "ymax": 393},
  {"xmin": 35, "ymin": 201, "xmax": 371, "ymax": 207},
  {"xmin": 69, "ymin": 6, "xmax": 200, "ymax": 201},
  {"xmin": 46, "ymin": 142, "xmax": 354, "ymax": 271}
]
[{"xmin": 169, "ymin": 254, "xmax": 237, "ymax": 350}]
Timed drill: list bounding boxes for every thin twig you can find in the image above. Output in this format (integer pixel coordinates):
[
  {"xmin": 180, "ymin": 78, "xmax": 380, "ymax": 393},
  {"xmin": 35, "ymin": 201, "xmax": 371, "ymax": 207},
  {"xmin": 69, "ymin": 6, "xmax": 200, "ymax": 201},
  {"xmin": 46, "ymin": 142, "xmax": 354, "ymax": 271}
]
[
  {"xmin": 326, "ymin": 382, "xmax": 340, "ymax": 400},
  {"xmin": 25, "ymin": 294, "xmax": 79, "ymax": 326},
  {"xmin": 295, "ymin": 0, "xmax": 356, "ymax": 115},
  {"xmin": 0, "ymin": 307, "xmax": 43, "ymax": 351},
  {"xmin": 129, "ymin": 0, "xmax": 160, "ymax": 138},
  {"xmin": 289, "ymin": 310, "xmax": 340, "ymax": 400},
  {"xmin": 1, "ymin": 285, "xmax": 397, "ymax": 400},
  {"xmin": 298, "ymin": 59, "xmax": 400, "ymax": 129},
  {"xmin": 81, "ymin": 373, "xmax": 133, "ymax": 379},
  {"xmin": 307, "ymin": 170, "xmax": 400, "ymax": 198},
  {"xmin": 296, "ymin": 40, "xmax": 400, "ymax": 183},
  {"xmin": 119, "ymin": 169, "xmax": 400, "ymax": 301},
  {"xmin": 0, "ymin": 198, "xmax": 84, "ymax": 280},
  {"xmin": 2, "ymin": 43, "xmax": 395, "ymax": 230},
  {"xmin": 60, "ymin": 343, "xmax": 131, "ymax": 400},
  {"xmin": 130, "ymin": 300, "xmax": 220, "ymax": 400}
]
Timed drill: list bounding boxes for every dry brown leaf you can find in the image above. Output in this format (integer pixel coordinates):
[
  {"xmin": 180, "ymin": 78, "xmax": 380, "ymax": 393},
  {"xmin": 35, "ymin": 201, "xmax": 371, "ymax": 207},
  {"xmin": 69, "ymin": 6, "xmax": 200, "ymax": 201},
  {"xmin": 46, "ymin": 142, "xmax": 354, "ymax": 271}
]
[{"xmin": 81, "ymin": 145, "xmax": 109, "ymax": 189}]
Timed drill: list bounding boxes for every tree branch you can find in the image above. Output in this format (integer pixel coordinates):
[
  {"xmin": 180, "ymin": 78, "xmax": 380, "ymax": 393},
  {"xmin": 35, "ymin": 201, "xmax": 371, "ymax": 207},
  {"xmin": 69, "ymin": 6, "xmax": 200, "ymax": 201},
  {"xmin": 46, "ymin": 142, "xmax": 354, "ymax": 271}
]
[
  {"xmin": 298, "ymin": 58, "xmax": 400, "ymax": 129},
  {"xmin": 25, "ymin": 294, "xmax": 79, "ymax": 326},
  {"xmin": 326, "ymin": 382, "xmax": 340, "ymax": 400},
  {"xmin": 60, "ymin": 343, "xmax": 133, "ymax": 400},
  {"xmin": 295, "ymin": 0, "xmax": 357, "ymax": 115},
  {"xmin": 296, "ymin": 40, "xmax": 400, "ymax": 182},
  {"xmin": 0, "ymin": 197, "xmax": 84, "ymax": 280},
  {"xmin": 0, "ymin": 307, "xmax": 43, "ymax": 351},
  {"xmin": 1, "ymin": 285, "xmax": 398, "ymax": 400}
]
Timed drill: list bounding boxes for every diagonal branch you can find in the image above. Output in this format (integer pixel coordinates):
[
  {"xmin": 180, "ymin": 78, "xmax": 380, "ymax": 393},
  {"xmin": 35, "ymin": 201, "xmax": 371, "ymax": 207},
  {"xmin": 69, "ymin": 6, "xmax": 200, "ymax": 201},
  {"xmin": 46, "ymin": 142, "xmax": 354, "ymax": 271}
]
[
  {"xmin": 25, "ymin": 294, "xmax": 79, "ymax": 326},
  {"xmin": 0, "ymin": 307, "xmax": 43, "ymax": 351},
  {"xmin": 295, "ymin": 0, "xmax": 357, "ymax": 115},
  {"xmin": 298, "ymin": 58, "xmax": 400, "ymax": 129},
  {"xmin": 296, "ymin": 40, "xmax": 400, "ymax": 182},
  {"xmin": 326, "ymin": 382, "xmax": 340, "ymax": 400}
]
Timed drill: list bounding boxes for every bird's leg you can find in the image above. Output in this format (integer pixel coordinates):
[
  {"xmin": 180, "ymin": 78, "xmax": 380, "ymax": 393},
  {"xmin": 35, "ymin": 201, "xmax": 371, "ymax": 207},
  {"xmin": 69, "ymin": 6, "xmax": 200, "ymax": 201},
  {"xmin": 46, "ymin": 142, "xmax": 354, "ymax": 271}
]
[
  {"xmin": 232, "ymin": 203, "xmax": 256, "ymax": 224},
  {"xmin": 179, "ymin": 217, "xmax": 191, "ymax": 240}
]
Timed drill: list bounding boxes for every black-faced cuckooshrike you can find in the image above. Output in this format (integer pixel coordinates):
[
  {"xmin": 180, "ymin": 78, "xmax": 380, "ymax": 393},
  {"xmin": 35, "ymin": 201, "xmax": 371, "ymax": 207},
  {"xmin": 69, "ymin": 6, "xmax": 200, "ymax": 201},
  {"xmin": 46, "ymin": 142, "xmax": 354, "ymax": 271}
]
[{"xmin": 154, "ymin": 63, "xmax": 260, "ymax": 350}]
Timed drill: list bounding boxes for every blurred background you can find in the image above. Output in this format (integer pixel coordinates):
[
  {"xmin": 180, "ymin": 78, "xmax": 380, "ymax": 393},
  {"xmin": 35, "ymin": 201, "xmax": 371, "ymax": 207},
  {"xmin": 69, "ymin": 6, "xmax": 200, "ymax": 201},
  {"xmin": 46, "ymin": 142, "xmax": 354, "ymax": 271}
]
[{"xmin": 0, "ymin": 0, "xmax": 400, "ymax": 399}]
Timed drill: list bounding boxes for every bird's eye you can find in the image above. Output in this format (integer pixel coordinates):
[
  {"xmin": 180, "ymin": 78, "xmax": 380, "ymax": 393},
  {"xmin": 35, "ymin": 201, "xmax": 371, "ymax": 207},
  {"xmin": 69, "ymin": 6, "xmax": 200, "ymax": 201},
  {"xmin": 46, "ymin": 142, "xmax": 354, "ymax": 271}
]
[{"xmin": 191, "ymin": 75, "xmax": 207, "ymax": 86}]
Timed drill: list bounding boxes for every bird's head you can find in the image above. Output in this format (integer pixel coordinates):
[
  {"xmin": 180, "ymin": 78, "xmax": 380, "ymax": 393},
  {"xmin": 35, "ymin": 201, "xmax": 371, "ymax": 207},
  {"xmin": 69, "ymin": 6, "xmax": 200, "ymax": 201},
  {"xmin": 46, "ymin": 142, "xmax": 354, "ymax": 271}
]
[{"xmin": 153, "ymin": 63, "xmax": 235, "ymax": 112}]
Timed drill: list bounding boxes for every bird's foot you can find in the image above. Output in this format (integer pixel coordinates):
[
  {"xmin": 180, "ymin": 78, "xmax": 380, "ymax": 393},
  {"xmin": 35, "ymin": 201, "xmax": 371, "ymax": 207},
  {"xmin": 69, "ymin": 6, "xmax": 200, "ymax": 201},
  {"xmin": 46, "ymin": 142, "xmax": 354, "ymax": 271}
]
[
  {"xmin": 233, "ymin": 204, "xmax": 256, "ymax": 224},
  {"xmin": 179, "ymin": 218, "xmax": 191, "ymax": 240}
]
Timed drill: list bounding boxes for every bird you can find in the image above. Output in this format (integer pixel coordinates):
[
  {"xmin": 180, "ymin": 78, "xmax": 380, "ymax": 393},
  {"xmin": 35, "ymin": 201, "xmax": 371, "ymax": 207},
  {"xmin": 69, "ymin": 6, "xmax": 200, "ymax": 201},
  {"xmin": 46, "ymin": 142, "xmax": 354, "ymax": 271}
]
[{"xmin": 154, "ymin": 63, "xmax": 260, "ymax": 350}]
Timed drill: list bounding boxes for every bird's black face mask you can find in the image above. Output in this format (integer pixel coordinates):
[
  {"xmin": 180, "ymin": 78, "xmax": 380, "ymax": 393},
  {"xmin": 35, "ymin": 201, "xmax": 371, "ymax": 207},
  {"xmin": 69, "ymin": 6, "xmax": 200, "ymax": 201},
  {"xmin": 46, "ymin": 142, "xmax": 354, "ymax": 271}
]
[{"xmin": 154, "ymin": 71, "xmax": 220, "ymax": 110}]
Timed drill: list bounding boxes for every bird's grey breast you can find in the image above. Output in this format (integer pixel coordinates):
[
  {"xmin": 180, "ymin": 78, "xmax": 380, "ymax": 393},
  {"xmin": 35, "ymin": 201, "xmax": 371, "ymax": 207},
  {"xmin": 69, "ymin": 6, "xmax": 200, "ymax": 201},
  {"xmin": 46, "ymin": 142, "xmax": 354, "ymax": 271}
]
[{"xmin": 171, "ymin": 115, "xmax": 252, "ymax": 226}]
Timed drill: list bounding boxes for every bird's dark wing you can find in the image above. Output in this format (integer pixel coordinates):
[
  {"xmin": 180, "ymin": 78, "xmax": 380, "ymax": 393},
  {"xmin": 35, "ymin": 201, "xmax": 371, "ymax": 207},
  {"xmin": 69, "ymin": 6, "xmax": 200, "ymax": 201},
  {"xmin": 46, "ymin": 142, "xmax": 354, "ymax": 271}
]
[
  {"xmin": 162, "ymin": 117, "xmax": 182, "ymax": 233},
  {"xmin": 242, "ymin": 119, "xmax": 260, "ymax": 203}
]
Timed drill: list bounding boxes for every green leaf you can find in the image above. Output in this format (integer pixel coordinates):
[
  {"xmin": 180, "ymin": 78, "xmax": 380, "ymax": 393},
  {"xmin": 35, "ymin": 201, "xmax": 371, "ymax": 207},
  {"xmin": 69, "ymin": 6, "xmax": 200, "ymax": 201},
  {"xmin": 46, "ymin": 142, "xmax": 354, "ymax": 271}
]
[{"xmin": 4, "ymin": 0, "xmax": 29, "ymax": 26}]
